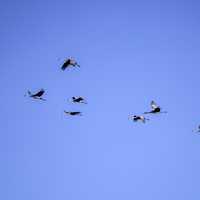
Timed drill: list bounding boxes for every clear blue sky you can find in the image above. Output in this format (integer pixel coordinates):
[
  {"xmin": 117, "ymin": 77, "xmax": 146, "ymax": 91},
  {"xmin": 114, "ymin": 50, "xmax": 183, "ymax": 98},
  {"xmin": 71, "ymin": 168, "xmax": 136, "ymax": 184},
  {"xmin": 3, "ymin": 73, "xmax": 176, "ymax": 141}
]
[{"xmin": 1, "ymin": 0, "xmax": 200, "ymax": 199}]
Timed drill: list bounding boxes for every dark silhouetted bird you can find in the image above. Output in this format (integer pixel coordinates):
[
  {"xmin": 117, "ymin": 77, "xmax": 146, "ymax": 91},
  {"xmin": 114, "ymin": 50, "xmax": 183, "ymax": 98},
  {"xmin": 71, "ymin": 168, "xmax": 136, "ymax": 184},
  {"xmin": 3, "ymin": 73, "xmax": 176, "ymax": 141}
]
[
  {"xmin": 61, "ymin": 58, "xmax": 80, "ymax": 70},
  {"xmin": 64, "ymin": 111, "xmax": 82, "ymax": 116},
  {"xmin": 129, "ymin": 115, "xmax": 149, "ymax": 123},
  {"xmin": 71, "ymin": 96, "xmax": 87, "ymax": 104},
  {"xmin": 26, "ymin": 89, "xmax": 46, "ymax": 101},
  {"xmin": 144, "ymin": 101, "xmax": 167, "ymax": 114}
]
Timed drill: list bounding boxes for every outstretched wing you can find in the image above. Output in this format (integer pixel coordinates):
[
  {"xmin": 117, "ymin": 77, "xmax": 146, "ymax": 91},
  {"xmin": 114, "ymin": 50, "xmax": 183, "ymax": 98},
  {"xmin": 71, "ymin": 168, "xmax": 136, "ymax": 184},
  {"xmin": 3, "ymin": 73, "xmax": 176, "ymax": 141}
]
[
  {"xmin": 32, "ymin": 89, "xmax": 45, "ymax": 97},
  {"xmin": 77, "ymin": 97, "xmax": 84, "ymax": 101},
  {"xmin": 151, "ymin": 101, "xmax": 158, "ymax": 109},
  {"xmin": 61, "ymin": 59, "xmax": 70, "ymax": 70},
  {"xmin": 64, "ymin": 111, "xmax": 81, "ymax": 115},
  {"xmin": 72, "ymin": 112, "xmax": 81, "ymax": 115}
]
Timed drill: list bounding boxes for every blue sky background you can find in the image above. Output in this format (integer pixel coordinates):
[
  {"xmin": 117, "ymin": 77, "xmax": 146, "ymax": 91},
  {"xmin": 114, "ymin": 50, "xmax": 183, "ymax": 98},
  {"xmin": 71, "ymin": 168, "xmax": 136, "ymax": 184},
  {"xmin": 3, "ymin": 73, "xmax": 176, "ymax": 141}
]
[{"xmin": 1, "ymin": 0, "xmax": 200, "ymax": 199}]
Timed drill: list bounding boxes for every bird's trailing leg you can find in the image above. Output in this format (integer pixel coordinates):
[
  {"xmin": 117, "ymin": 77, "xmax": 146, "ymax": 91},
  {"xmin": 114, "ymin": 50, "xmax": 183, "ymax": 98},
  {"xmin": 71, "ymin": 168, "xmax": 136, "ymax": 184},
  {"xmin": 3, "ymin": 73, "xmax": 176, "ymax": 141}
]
[
  {"xmin": 33, "ymin": 97, "xmax": 46, "ymax": 101},
  {"xmin": 144, "ymin": 111, "xmax": 153, "ymax": 114},
  {"xmin": 79, "ymin": 100, "xmax": 87, "ymax": 104},
  {"xmin": 39, "ymin": 97, "xmax": 46, "ymax": 101}
]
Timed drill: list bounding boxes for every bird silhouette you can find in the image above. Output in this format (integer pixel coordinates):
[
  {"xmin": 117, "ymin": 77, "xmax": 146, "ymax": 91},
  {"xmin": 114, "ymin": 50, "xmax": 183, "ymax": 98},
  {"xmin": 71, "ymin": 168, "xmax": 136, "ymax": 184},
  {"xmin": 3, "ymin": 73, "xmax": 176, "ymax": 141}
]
[
  {"xmin": 144, "ymin": 101, "xmax": 167, "ymax": 114},
  {"xmin": 26, "ymin": 89, "xmax": 46, "ymax": 101},
  {"xmin": 61, "ymin": 58, "xmax": 80, "ymax": 70},
  {"xmin": 64, "ymin": 111, "xmax": 82, "ymax": 116},
  {"xmin": 71, "ymin": 96, "xmax": 87, "ymax": 104},
  {"xmin": 129, "ymin": 115, "xmax": 149, "ymax": 123}
]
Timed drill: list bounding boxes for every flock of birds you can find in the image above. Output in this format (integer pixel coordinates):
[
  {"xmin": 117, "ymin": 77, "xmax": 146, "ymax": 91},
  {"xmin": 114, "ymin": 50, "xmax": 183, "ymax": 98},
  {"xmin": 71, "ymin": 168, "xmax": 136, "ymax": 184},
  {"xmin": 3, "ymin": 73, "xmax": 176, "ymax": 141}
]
[
  {"xmin": 25, "ymin": 58, "xmax": 200, "ymax": 133},
  {"xmin": 26, "ymin": 58, "xmax": 85, "ymax": 116},
  {"xmin": 129, "ymin": 100, "xmax": 167, "ymax": 123}
]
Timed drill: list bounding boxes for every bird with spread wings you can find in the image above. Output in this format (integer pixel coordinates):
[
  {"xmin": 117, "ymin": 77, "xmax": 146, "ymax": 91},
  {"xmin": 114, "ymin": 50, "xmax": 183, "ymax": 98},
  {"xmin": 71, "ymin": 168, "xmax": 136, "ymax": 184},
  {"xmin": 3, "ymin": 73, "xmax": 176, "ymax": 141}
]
[
  {"xmin": 144, "ymin": 101, "xmax": 167, "ymax": 114},
  {"xmin": 71, "ymin": 96, "xmax": 87, "ymax": 104},
  {"xmin": 64, "ymin": 111, "xmax": 82, "ymax": 116},
  {"xmin": 129, "ymin": 115, "xmax": 149, "ymax": 123},
  {"xmin": 26, "ymin": 89, "xmax": 46, "ymax": 101},
  {"xmin": 61, "ymin": 58, "xmax": 80, "ymax": 70}
]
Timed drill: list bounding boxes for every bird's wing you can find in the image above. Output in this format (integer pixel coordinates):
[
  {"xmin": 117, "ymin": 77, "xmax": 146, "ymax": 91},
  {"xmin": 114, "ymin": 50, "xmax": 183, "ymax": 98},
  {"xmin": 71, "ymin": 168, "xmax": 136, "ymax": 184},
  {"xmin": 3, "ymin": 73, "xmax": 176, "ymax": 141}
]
[
  {"xmin": 37, "ymin": 90, "xmax": 45, "ymax": 97},
  {"xmin": 140, "ymin": 116, "xmax": 145, "ymax": 120},
  {"xmin": 32, "ymin": 90, "xmax": 45, "ymax": 97},
  {"xmin": 70, "ymin": 59, "xmax": 80, "ymax": 67},
  {"xmin": 198, "ymin": 125, "xmax": 200, "ymax": 130},
  {"xmin": 61, "ymin": 63, "xmax": 68, "ymax": 70},
  {"xmin": 61, "ymin": 64, "xmax": 66, "ymax": 70},
  {"xmin": 75, "ymin": 112, "xmax": 81, "ymax": 114},
  {"xmin": 78, "ymin": 97, "xmax": 84, "ymax": 101},
  {"xmin": 72, "ymin": 112, "xmax": 81, "ymax": 115},
  {"xmin": 151, "ymin": 101, "xmax": 158, "ymax": 109},
  {"xmin": 61, "ymin": 60, "xmax": 70, "ymax": 70},
  {"xmin": 70, "ymin": 59, "xmax": 76, "ymax": 65}
]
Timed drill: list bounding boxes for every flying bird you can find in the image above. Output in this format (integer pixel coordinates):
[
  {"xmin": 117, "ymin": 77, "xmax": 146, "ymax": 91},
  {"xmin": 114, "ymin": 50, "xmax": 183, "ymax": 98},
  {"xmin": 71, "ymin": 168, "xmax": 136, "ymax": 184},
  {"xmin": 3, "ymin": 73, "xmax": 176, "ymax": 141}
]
[
  {"xmin": 26, "ymin": 89, "xmax": 46, "ymax": 101},
  {"xmin": 144, "ymin": 101, "xmax": 167, "ymax": 114},
  {"xmin": 61, "ymin": 58, "xmax": 80, "ymax": 70},
  {"xmin": 129, "ymin": 115, "xmax": 149, "ymax": 123},
  {"xmin": 64, "ymin": 111, "xmax": 82, "ymax": 116},
  {"xmin": 71, "ymin": 96, "xmax": 87, "ymax": 104}
]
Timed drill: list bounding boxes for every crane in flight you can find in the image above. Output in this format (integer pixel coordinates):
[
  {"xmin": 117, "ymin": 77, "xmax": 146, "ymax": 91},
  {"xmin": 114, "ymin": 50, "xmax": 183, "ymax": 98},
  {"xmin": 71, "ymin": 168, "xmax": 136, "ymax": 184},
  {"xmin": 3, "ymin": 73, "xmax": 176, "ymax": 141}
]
[
  {"xmin": 144, "ymin": 101, "xmax": 167, "ymax": 114},
  {"xmin": 26, "ymin": 89, "xmax": 46, "ymax": 101},
  {"xmin": 61, "ymin": 58, "xmax": 80, "ymax": 70},
  {"xmin": 71, "ymin": 96, "xmax": 87, "ymax": 104},
  {"xmin": 129, "ymin": 115, "xmax": 149, "ymax": 123},
  {"xmin": 64, "ymin": 111, "xmax": 82, "ymax": 116}
]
